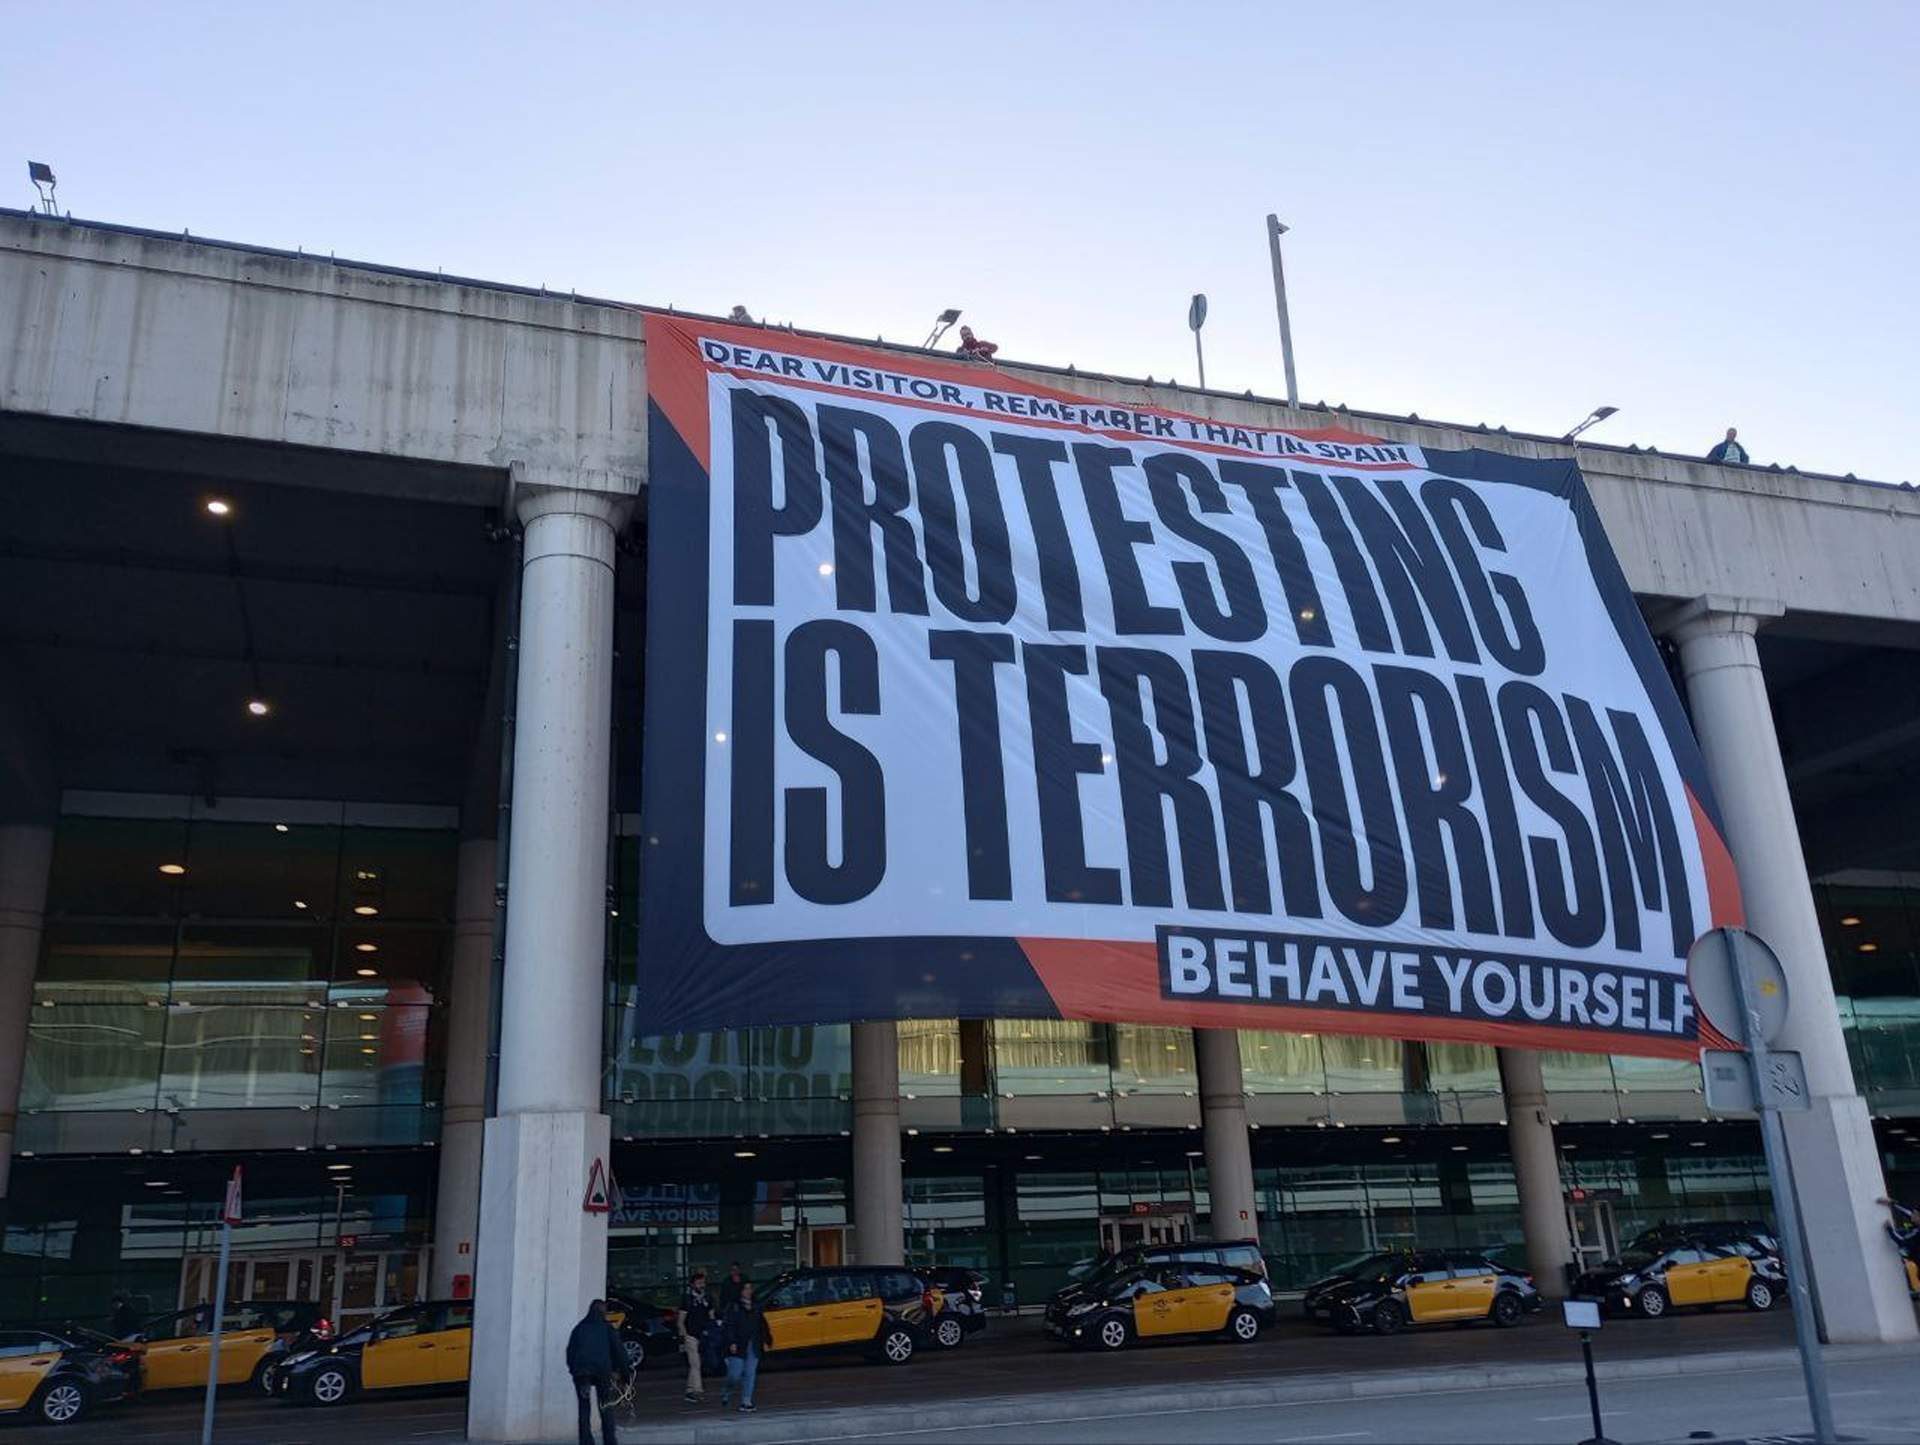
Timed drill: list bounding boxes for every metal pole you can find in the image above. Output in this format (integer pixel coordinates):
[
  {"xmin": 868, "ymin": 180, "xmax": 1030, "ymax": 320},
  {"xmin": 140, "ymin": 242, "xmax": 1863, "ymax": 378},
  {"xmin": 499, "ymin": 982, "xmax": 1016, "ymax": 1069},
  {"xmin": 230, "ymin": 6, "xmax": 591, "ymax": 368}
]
[
  {"xmin": 200, "ymin": 1217, "xmax": 232, "ymax": 1445},
  {"xmin": 1727, "ymin": 931, "xmax": 1837, "ymax": 1444},
  {"xmin": 1265, "ymin": 214, "xmax": 1299, "ymax": 406},
  {"xmin": 1580, "ymin": 1332, "xmax": 1607, "ymax": 1445},
  {"xmin": 1193, "ymin": 329, "xmax": 1207, "ymax": 391}
]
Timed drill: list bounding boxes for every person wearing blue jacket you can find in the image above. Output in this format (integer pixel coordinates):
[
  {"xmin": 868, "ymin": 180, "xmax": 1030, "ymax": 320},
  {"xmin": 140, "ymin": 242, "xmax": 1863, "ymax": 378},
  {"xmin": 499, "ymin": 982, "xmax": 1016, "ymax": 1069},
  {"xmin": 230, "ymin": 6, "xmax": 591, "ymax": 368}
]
[{"xmin": 566, "ymin": 1299, "xmax": 628, "ymax": 1445}]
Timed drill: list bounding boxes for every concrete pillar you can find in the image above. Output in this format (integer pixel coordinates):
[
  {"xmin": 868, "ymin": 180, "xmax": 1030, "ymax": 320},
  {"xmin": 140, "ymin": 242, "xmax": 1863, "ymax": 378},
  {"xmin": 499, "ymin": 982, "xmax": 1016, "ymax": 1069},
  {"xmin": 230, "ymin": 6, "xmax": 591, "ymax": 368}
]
[
  {"xmin": 468, "ymin": 488, "xmax": 623, "ymax": 1444},
  {"xmin": 1498, "ymin": 1048, "xmax": 1573, "ymax": 1299},
  {"xmin": 429, "ymin": 838, "xmax": 494, "ymax": 1298},
  {"xmin": 851, "ymin": 1020, "xmax": 903, "ymax": 1265},
  {"xmin": 0, "ymin": 825, "xmax": 54, "ymax": 1199},
  {"xmin": 1194, "ymin": 1029, "xmax": 1258, "ymax": 1237},
  {"xmin": 1670, "ymin": 595, "xmax": 1916, "ymax": 1343}
]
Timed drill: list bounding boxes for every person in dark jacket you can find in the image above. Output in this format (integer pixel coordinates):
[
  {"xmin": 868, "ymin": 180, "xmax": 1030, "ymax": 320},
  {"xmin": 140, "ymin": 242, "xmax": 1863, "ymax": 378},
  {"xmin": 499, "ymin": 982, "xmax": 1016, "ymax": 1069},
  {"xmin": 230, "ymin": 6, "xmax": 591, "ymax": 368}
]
[
  {"xmin": 718, "ymin": 1262, "xmax": 748, "ymax": 1311},
  {"xmin": 566, "ymin": 1300, "xmax": 627, "ymax": 1445},
  {"xmin": 717, "ymin": 1281, "xmax": 763, "ymax": 1413},
  {"xmin": 109, "ymin": 1295, "xmax": 140, "ymax": 1338},
  {"xmin": 1706, "ymin": 427, "xmax": 1749, "ymax": 464},
  {"xmin": 678, "ymin": 1270, "xmax": 714, "ymax": 1403}
]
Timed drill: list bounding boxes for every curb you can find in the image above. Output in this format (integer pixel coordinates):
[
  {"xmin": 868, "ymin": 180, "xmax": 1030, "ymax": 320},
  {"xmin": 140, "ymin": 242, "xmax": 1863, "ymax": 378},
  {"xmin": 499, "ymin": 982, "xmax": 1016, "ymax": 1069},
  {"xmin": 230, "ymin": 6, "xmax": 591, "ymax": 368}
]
[{"xmin": 603, "ymin": 1342, "xmax": 1917, "ymax": 1444}]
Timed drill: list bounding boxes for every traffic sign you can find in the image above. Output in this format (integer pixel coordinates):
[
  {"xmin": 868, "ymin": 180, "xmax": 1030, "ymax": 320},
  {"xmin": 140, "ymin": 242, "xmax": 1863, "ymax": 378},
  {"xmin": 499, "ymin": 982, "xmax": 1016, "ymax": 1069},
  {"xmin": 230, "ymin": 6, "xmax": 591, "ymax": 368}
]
[
  {"xmin": 583, "ymin": 1157, "xmax": 611, "ymax": 1214},
  {"xmin": 1687, "ymin": 927, "xmax": 1789, "ymax": 1046},
  {"xmin": 221, "ymin": 1165, "xmax": 243, "ymax": 1225},
  {"xmin": 1703, "ymin": 1048, "xmax": 1810, "ymax": 1113}
]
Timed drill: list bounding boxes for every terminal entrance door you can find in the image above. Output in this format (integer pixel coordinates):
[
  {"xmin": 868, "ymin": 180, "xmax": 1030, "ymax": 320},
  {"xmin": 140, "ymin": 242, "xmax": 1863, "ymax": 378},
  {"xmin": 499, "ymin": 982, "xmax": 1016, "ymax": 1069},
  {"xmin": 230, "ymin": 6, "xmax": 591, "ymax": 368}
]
[
  {"xmin": 1565, "ymin": 1194, "xmax": 1620, "ymax": 1272},
  {"xmin": 1098, "ymin": 1206, "xmax": 1193, "ymax": 1257},
  {"xmin": 178, "ymin": 1249, "xmax": 426, "ymax": 1333}
]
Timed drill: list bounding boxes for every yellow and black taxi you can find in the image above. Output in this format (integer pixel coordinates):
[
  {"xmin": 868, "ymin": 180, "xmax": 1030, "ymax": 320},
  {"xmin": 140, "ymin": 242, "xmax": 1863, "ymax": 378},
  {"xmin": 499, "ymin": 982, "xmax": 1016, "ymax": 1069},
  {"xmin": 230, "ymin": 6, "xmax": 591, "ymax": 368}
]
[
  {"xmin": 1326, "ymin": 1250, "xmax": 1541, "ymax": 1334},
  {"xmin": 603, "ymin": 1295, "xmax": 681, "ymax": 1372},
  {"xmin": 268, "ymin": 1299, "xmax": 471, "ymax": 1405},
  {"xmin": 1574, "ymin": 1235, "xmax": 1786, "ymax": 1318},
  {"xmin": 1048, "ymin": 1263, "xmax": 1277, "ymax": 1350},
  {"xmin": 126, "ymin": 1299, "xmax": 331, "ymax": 1392},
  {"xmin": 0, "ymin": 1325, "xmax": 139, "ymax": 1426},
  {"xmin": 756, "ymin": 1266, "xmax": 947, "ymax": 1366}
]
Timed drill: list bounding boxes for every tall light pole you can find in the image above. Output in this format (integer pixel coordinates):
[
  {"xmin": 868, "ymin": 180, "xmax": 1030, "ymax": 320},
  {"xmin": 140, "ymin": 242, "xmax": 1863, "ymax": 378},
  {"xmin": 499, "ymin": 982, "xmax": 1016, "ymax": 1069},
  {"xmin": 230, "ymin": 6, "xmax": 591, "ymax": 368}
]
[
  {"xmin": 1188, "ymin": 293, "xmax": 1209, "ymax": 390},
  {"xmin": 1265, "ymin": 214, "xmax": 1300, "ymax": 406}
]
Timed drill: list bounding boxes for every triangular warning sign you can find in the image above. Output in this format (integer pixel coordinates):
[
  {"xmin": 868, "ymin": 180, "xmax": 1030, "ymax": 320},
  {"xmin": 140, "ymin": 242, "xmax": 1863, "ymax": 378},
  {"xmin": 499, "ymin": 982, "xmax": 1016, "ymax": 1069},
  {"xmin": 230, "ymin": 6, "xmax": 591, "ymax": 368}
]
[{"xmin": 583, "ymin": 1156, "xmax": 612, "ymax": 1214}]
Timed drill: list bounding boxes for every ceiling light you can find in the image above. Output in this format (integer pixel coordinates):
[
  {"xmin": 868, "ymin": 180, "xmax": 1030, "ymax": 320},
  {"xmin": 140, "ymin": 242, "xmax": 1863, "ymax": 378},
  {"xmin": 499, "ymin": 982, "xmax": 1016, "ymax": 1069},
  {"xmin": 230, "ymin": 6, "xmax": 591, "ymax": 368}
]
[
  {"xmin": 733, "ymin": 1149, "xmax": 756, "ymax": 1159},
  {"xmin": 1299, "ymin": 607, "xmax": 1317, "ymax": 622},
  {"xmin": 300, "ymin": 1047, "xmax": 315, "ymax": 1055},
  {"xmin": 1023, "ymin": 1153, "xmax": 1042, "ymax": 1161},
  {"xmin": 158, "ymin": 863, "xmax": 187, "ymax": 876},
  {"xmin": 1185, "ymin": 1150, "xmax": 1203, "ymax": 1158},
  {"xmin": 713, "ymin": 731, "xmax": 728, "ymax": 743},
  {"xmin": 354, "ymin": 943, "xmax": 378, "ymax": 954},
  {"xmin": 360, "ymin": 1046, "xmax": 376, "ymax": 1055},
  {"xmin": 932, "ymin": 1145, "xmax": 954, "ymax": 1154},
  {"xmin": 246, "ymin": 698, "xmax": 271, "ymax": 717},
  {"xmin": 1650, "ymin": 1132, "xmax": 1670, "ymax": 1140},
  {"xmin": 360, "ymin": 1033, "xmax": 376, "ymax": 1041},
  {"xmin": 817, "ymin": 562, "xmax": 834, "ymax": 577},
  {"xmin": 1689, "ymin": 1140, "xmax": 1707, "ymax": 1147},
  {"xmin": 1381, "ymin": 1135, "xmax": 1402, "ymax": 1144},
  {"xmin": 1450, "ymin": 1144, "xmax": 1469, "ymax": 1152},
  {"xmin": 1840, "ymin": 915, "xmax": 1862, "ymax": 926},
  {"xmin": 204, "ymin": 498, "xmax": 233, "ymax": 517},
  {"xmin": 294, "ymin": 900, "xmax": 308, "ymax": 910},
  {"xmin": 353, "ymin": 904, "xmax": 379, "ymax": 917},
  {"xmin": 359, "ymin": 1013, "xmax": 376, "ymax": 1022},
  {"xmin": 1859, "ymin": 942, "xmax": 1880, "ymax": 953},
  {"xmin": 274, "ymin": 823, "xmax": 289, "ymax": 834},
  {"xmin": 327, "ymin": 1163, "xmax": 351, "ymax": 1170},
  {"xmin": 355, "ymin": 967, "xmax": 378, "ymax": 978}
]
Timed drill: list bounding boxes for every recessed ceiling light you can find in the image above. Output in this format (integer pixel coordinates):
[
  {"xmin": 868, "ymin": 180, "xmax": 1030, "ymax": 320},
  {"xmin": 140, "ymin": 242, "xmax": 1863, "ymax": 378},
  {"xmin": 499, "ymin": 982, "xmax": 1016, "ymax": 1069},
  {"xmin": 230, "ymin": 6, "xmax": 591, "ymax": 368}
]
[
  {"xmin": 733, "ymin": 1149, "xmax": 756, "ymax": 1158},
  {"xmin": 353, "ymin": 905, "xmax": 379, "ymax": 917},
  {"xmin": 360, "ymin": 1033, "xmax": 376, "ymax": 1042},
  {"xmin": 359, "ymin": 1013, "xmax": 376, "ymax": 1022},
  {"xmin": 293, "ymin": 900, "xmax": 308, "ymax": 910},
  {"xmin": 1299, "ymin": 608, "xmax": 1316, "ymax": 622},
  {"xmin": 1381, "ymin": 1135, "xmax": 1402, "ymax": 1144},
  {"xmin": 714, "ymin": 731, "xmax": 728, "ymax": 743},
  {"xmin": 1185, "ymin": 1149, "xmax": 1204, "ymax": 1158},
  {"xmin": 355, "ymin": 967, "xmax": 378, "ymax": 978},
  {"xmin": 246, "ymin": 698, "xmax": 272, "ymax": 717},
  {"xmin": 1650, "ymin": 1132, "xmax": 1670, "ymax": 1140},
  {"xmin": 274, "ymin": 823, "xmax": 289, "ymax": 834},
  {"xmin": 204, "ymin": 498, "xmax": 233, "ymax": 517},
  {"xmin": 144, "ymin": 1179, "xmax": 169, "ymax": 1187},
  {"xmin": 359, "ymin": 1046, "xmax": 376, "ymax": 1055},
  {"xmin": 932, "ymin": 1145, "xmax": 954, "ymax": 1154},
  {"xmin": 327, "ymin": 1163, "xmax": 351, "ymax": 1170},
  {"xmin": 158, "ymin": 863, "xmax": 187, "ymax": 876},
  {"xmin": 817, "ymin": 562, "xmax": 834, "ymax": 577},
  {"xmin": 300, "ymin": 1047, "xmax": 315, "ymax": 1055},
  {"xmin": 354, "ymin": 943, "xmax": 378, "ymax": 954},
  {"xmin": 1689, "ymin": 1140, "xmax": 1707, "ymax": 1147},
  {"xmin": 1450, "ymin": 1144, "xmax": 1469, "ymax": 1152},
  {"xmin": 1840, "ymin": 915, "xmax": 1862, "ymax": 926},
  {"xmin": 1859, "ymin": 942, "xmax": 1880, "ymax": 953},
  {"xmin": 1023, "ymin": 1153, "xmax": 1042, "ymax": 1161}
]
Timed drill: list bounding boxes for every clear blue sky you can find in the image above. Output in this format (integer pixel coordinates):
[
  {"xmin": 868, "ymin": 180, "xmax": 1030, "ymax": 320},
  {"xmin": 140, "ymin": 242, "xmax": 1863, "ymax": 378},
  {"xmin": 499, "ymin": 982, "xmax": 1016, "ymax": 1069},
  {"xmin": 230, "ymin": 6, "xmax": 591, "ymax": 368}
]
[{"xmin": 6, "ymin": 1, "xmax": 1914, "ymax": 480}]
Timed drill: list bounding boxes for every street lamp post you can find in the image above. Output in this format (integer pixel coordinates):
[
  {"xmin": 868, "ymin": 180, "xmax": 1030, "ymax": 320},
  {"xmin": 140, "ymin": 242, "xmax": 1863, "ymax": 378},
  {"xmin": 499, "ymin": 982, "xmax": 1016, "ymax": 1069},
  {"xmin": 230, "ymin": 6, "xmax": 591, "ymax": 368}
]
[
  {"xmin": 1188, "ymin": 293, "xmax": 1209, "ymax": 390},
  {"xmin": 1265, "ymin": 214, "xmax": 1300, "ymax": 406}
]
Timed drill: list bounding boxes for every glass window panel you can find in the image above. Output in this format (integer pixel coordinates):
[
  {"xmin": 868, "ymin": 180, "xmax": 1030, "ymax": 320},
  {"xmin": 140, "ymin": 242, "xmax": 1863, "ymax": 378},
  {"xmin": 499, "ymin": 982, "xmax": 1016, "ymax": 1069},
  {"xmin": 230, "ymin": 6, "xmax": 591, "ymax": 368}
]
[
  {"xmin": 45, "ymin": 816, "xmax": 191, "ymax": 919},
  {"xmin": 898, "ymin": 1020, "xmax": 961, "ymax": 1097},
  {"xmin": 174, "ymin": 925, "xmax": 328, "ymax": 1006},
  {"xmin": 1609, "ymin": 1053, "xmax": 1702, "ymax": 1093},
  {"xmin": 22, "ymin": 1001, "xmax": 165, "ymax": 1111},
  {"xmin": 173, "ymin": 821, "xmax": 342, "ymax": 921},
  {"xmin": 1321, "ymin": 1034, "xmax": 1403, "ymax": 1092},
  {"xmin": 1111, "ymin": 1025, "xmax": 1194, "ymax": 1091},
  {"xmin": 990, "ymin": 1021, "xmax": 1107, "ymax": 1095},
  {"xmin": 336, "ymin": 829, "xmax": 458, "ymax": 924},
  {"xmin": 37, "ymin": 924, "xmax": 173, "ymax": 1006},
  {"xmin": 160, "ymin": 1004, "xmax": 321, "ymax": 1109},
  {"xmin": 1238, "ymin": 1032, "xmax": 1325, "ymax": 1093},
  {"xmin": 320, "ymin": 1005, "xmax": 434, "ymax": 1108},
  {"xmin": 1427, "ymin": 1043, "xmax": 1500, "ymax": 1096},
  {"xmin": 1540, "ymin": 1050, "xmax": 1617, "ymax": 1095}
]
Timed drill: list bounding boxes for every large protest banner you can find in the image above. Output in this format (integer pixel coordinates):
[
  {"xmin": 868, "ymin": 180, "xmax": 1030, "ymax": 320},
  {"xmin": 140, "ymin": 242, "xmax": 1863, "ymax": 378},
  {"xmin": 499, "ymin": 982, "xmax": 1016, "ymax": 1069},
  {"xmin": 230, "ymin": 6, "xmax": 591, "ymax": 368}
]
[{"xmin": 639, "ymin": 316, "xmax": 1742, "ymax": 1057}]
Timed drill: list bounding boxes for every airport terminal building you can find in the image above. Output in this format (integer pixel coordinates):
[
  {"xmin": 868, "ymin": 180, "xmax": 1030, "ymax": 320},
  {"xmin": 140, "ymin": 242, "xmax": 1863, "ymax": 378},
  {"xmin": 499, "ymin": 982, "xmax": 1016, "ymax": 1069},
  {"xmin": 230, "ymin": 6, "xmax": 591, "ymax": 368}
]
[{"xmin": 0, "ymin": 210, "xmax": 1915, "ymax": 1436}]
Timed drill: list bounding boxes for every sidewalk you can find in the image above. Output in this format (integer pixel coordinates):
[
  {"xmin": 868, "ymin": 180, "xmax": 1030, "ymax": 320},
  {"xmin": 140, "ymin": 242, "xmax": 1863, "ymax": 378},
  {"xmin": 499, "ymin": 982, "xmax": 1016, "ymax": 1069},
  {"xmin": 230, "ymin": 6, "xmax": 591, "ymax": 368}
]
[{"xmin": 614, "ymin": 1308, "xmax": 1918, "ymax": 1444}]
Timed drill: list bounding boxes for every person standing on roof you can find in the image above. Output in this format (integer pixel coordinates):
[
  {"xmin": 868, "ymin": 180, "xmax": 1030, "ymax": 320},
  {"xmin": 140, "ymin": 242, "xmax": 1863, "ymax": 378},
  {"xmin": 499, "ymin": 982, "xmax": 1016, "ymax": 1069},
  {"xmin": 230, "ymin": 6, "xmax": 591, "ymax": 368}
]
[{"xmin": 1706, "ymin": 427, "xmax": 1750, "ymax": 464}]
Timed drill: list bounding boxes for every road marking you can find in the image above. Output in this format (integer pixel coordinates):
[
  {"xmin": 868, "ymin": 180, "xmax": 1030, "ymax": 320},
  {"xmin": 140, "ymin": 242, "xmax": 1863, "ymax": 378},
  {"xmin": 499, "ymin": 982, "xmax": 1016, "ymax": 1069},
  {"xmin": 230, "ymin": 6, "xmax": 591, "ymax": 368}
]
[
  {"xmin": 1273, "ymin": 1434, "xmax": 1371, "ymax": 1442},
  {"xmin": 1536, "ymin": 1412, "xmax": 1631, "ymax": 1422}
]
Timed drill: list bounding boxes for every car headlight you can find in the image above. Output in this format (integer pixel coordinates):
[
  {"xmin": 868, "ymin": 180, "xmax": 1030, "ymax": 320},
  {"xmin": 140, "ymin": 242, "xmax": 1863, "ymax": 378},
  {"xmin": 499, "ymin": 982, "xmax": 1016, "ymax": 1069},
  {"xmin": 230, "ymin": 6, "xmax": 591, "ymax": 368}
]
[
  {"xmin": 1065, "ymin": 1301, "xmax": 1099, "ymax": 1317},
  {"xmin": 1616, "ymin": 1273, "xmax": 1639, "ymax": 1288}
]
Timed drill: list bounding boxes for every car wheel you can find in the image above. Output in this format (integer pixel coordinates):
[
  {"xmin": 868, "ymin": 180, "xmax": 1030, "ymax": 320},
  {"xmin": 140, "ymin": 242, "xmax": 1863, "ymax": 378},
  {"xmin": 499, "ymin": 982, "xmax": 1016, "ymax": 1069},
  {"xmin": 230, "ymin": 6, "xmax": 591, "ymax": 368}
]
[
  {"xmin": 35, "ymin": 1380, "xmax": 89, "ymax": 1426},
  {"xmin": 623, "ymin": 1336, "xmax": 646, "ymax": 1372},
  {"xmin": 1226, "ymin": 1307, "xmax": 1261, "ymax": 1342},
  {"xmin": 879, "ymin": 1325, "xmax": 915, "ymax": 1365},
  {"xmin": 1491, "ymin": 1291, "xmax": 1524, "ymax": 1328},
  {"xmin": 1635, "ymin": 1285, "xmax": 1670, "ymax": 1320},
  {"xmin": 1094, "ymin": 1315, "xmax": 1132, "ymax": 1351},
  {"xmin": 307, "ymin": 1363, "xmax": 355, "ymax": 1405},
  {"xmin": 1371, "ymin": 1300, "xmax": 1405, "ymax": 1336},
  {"xmin": 1745, "ymin": 1279, "xmax": 1776, "ymax": 1312},
  {"xmin": 251, "ymin": 1358, "xmax": 278, "ymax": 1395},
  {"xmin": 933, "ymin": 1316, "xmax": 965, "ymax": 1349}
]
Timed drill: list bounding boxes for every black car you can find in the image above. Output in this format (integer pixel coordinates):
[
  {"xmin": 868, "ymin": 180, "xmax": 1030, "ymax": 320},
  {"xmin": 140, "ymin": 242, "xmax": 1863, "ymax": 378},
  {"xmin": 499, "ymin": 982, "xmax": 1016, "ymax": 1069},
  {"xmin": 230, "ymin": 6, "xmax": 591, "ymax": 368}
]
[
  {"xmin": 0, "ymin": 1325, "xmax": 139, "ymax": 1426},
  {"xmin": 245, "ymin": 1303, "xmax": 338, "ymax": 1394},
  {"xmin": 1300, "ymin": 1249, "xmax": 1416, "ymax": 1318},
  {"xmin": 915, "ymin": 1268, "xmax": 987, "ymax": 1349},
  {"xmin": 1573, "ymin": 1237, "xmax": 1786, "ymax": 1318},
  {"xmin": 1326, "ymin": 1250, "xmax": 1541, "ymax": 1334},
  {"xmin": 604, "ymin": 1295, "xmax": 681, "ymax": 1372}
]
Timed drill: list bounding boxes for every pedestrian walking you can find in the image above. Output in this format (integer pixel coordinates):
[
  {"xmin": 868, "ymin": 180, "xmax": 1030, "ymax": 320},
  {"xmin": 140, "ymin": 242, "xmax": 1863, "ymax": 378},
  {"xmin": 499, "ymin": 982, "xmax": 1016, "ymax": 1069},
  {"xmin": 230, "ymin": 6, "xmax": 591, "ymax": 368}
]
[
  {"xmin": 678, "ymin": 1269, "xmax": 714, "ymax": 1403},
  {"xmin": 566, "ymin": 1298, "xmax": 628, "ymax": 1445},
  {"xmin": 718, "ymin": 1261, "xmax": 748, "ymax": 1311},
  {"xmin": 717, "ymin": 1280, "xmax": 765, "ymax": 1414}
]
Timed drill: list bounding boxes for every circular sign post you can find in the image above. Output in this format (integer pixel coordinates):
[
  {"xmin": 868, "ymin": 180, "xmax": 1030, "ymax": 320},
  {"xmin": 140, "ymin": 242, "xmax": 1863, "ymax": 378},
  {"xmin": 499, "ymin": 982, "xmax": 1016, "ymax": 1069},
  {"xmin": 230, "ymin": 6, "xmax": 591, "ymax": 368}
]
[
  {"xmin": 1188, "ymin": 293, "xmax": 1209, "ymax": 389},
  {"xmin": 1686, "ymin": 926, "xmax": 1789, "ymax": 1046}
]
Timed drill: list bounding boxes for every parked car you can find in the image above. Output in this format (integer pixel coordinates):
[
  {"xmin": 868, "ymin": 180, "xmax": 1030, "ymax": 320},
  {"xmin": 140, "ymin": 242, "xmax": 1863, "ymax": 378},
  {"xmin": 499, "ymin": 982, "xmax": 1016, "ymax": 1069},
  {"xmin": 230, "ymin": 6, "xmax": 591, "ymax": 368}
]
[
  {"xmin": 1626, "ymin": 1220, "xmax": 1779, "ymax": 1258},
  {"xmin": 914, "ymin": 1268, "xmax": 987, "ymax": 1348},
  {"xmin": 1328, "ymin": 1250, "xmax": 1540, "ymax": 1334},
  {"xmin": 1299, "ymin": 1249, "xmax": 1417, "ymax": 1318},
  {"xmin": 268, "ymin": 1300, "xmax": 471, "ymax": 1405},
  {"xmin": 1573, "ymin": 1237, "xmax": 1786, "ymax": 1318},
  {"xmin": 603, "ymin": 1295, "xmax": 680, "ymax": 1372},
  {"xmin": 1048, "ymin": 1264, "xmax": 1276, "ymax": 1351},
  {"xmin": 0, "ymin": 1325, "xmax": 139, "ymax": 1425},
  {"xmin": 757, "ymin": 1266, "xmax": 947, "ymax": 1366},
  {"xmin": 124, "ymin": 1300, "xmax": 331, "ymax": 1392},
  {"xmin": 1050, "ymin": 1239, "xmax": 1267, "ymax": 1322}
]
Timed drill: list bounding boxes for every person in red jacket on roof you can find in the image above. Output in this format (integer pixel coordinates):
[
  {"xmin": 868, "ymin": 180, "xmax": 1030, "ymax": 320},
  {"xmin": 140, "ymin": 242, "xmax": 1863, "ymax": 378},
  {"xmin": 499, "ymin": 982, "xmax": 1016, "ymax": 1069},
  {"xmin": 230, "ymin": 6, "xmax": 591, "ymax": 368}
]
[{"xmin": 956, "ymin": 325, "xmax": 999, "ymax": 361}]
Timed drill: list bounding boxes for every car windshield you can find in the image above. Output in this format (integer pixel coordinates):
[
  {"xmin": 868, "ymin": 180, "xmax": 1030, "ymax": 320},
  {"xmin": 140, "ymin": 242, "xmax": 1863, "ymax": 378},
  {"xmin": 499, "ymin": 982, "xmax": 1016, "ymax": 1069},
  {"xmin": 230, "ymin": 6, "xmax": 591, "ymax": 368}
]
[
  {"xmin": 1613, "ymin": 1250, "xmax": 1658, "ymax": 1270},
  {"xmin": 1327, "ymin": 1252, "xmax": 1396, "ymax": 1280}
]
